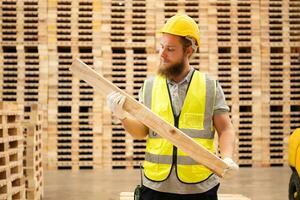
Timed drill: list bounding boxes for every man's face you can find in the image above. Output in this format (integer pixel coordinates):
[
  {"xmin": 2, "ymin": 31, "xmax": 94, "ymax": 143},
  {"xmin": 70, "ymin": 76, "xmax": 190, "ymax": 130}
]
[{"xmin": 158, "ymin": 33, "xmax": 186, "ymax": 78}]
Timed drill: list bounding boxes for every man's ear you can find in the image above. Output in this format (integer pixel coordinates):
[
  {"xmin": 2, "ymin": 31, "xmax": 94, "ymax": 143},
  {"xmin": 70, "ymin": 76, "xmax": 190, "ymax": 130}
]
[{"xmin": 186, "ymin": 46, "xmax": 194, "ymax": 58}]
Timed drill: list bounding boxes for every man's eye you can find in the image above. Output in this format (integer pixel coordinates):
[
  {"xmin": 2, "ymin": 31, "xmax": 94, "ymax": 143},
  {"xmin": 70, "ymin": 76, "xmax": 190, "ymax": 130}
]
[{"xmin": 168, "ymin": 48, "xmax": 175, "ymax": 51}]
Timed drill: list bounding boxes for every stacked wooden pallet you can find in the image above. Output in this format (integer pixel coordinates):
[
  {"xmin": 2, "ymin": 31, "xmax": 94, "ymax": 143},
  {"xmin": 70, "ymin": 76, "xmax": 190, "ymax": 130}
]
[
  {"xmin": 0, "ymin": 0, "xmax": 48, "ymax": 172},
  {"xmin": 209, "ymin": 0, "xmax": 260, "ymax": 167},
  {"xmin": 289, "ymin": 1, "xmax": 300, "ymax": 134},
  {"xmin": 0, "ymin": 0, "xmax": 18, "ymax": 102},
  {"xmin": 23, "ymin": 104, "xmax": 43, "ymax": 200},
  {"xmin": 47, "ymin": 0, "xmax": 103, "ymax": 170},
  {"xmin": 100, "ymin": 0, "xmax": 157, "ymax": 169},
  {"xmin": 0, "ymin": 0, "xmax": 48, "ymax": 101},
  {"xmin": 0, "ymin": 0, "xmax": 299, "ymax": 171},
  {"xmin": 259, "ymin": 0, "xmax": 297, "ymax": 167},
  {"xmin": 0, "ymin": 102, "xmax": 25, "ymax": 199}
]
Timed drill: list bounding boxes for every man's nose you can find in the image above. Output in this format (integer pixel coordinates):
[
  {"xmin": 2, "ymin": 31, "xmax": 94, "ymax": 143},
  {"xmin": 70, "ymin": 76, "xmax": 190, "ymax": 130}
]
[{"xmin": 160, "ymin": 47, "xmax": 167, "ymax": 59}]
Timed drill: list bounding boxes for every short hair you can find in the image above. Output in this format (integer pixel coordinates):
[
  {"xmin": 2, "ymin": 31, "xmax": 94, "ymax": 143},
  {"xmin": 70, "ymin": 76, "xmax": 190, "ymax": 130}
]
[
  {"xmin": 179, "ymin": 37, "xmax": 197, "ymax": 57},
  {"xmin": 180, "ymin": 37, "xmax": 193, "ymax": 51}
]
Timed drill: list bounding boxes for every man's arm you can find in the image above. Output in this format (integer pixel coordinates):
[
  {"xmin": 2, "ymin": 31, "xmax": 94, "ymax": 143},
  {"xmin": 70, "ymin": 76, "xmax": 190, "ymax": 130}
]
[
  {"xmin": 212, "ymin": 81, "xmax": 239, "ymax": 173},
  {"xmin": 107, "ymin": 91, "xmax": 149, "ymax": 139},
  {"xmin": 213, "ymin": 113, "xmax": 236, "ymax": 158},
  {"xmin": 119, "ymin": 81, "xmax": 148, "ymax": 139},
  {"xmin": 120, "ymin": 116, "xmax": 149, "ymax": 139}
]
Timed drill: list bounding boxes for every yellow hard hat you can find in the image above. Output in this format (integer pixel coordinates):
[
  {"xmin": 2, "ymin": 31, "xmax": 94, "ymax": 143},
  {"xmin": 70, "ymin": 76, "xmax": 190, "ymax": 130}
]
[{"xmin": 160, "ymin": 13, "xmax": 200, "ymax": 47}]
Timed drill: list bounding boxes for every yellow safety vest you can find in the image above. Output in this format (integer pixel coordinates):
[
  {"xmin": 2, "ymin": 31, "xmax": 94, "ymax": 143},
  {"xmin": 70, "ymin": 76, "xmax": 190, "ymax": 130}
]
[{"xmin": 142, "ymin": 70, "xmax": 216, "ymax": 184}]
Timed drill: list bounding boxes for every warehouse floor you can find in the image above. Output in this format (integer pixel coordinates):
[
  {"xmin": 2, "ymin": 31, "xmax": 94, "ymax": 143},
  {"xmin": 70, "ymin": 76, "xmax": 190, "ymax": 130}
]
[{"xmin": 44, "ymin": 167, "xmax": 290, "ymax": 200}]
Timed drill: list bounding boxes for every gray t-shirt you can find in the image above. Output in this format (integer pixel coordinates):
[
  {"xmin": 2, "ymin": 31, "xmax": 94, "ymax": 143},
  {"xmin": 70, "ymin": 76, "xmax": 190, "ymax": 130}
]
[{"xmin": 138, "ymin": 68, "xmax": 229, "ymax": 194}]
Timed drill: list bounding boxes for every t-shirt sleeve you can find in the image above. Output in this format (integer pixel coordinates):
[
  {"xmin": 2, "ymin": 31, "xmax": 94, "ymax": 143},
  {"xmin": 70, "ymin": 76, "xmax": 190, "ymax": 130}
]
[{"xmin": 214, "ymin": 81, "xmax": 230, "ymax": 115}]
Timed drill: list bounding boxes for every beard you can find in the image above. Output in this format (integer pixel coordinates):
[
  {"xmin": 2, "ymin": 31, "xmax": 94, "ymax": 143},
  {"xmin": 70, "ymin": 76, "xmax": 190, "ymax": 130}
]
[{"xmin": 158, "ymin": 57, "xmax": 185, "ymax": 80}]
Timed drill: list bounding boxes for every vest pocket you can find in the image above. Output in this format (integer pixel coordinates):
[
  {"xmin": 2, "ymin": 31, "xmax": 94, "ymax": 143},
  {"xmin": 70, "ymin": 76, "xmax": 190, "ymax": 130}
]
[{"xmin": 183, "ymin": 113, "xmax": 204, "ymax": 129}]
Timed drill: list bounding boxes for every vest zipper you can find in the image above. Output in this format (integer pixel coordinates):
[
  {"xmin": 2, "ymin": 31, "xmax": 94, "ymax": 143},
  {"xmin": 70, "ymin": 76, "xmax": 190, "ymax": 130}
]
[
  {"xmin": 172, "ymin": 116, "xmax": 179, "ymax": 166},
  {"xmin": 171, "ymin": 70, "xmax": 194, "ymax": 167}
]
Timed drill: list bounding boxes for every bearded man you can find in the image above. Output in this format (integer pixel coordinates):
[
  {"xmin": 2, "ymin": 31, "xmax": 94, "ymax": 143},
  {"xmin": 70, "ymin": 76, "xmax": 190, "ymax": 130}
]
[{"xmin": 107, "ymin": 13, "xmax": 238, "ymax": 200}]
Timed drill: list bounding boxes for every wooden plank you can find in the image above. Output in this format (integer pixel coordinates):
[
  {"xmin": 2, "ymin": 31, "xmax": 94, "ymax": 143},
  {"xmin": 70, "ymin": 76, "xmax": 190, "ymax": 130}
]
[{"xmin": 70, "ymin": 58, "xmax": 231, "ymax": 178}]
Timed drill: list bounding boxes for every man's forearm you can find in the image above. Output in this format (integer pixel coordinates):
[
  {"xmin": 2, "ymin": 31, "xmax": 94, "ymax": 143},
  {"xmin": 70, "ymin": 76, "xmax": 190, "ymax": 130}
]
[
  {"xmin": 218, "ymin": 128, "xmax": 235, "ymax": 158},
  {"xmin": 120, "ymin": 116, "xmax": 148, "ymax": 139},
  {"xmin": 214, "ymin": 113, "xmax": 236, "ymax": 158}
]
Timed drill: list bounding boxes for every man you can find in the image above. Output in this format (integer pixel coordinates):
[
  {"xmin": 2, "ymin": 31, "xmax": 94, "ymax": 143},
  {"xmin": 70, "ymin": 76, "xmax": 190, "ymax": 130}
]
[{"xmin": 107, "ymin": 13, "xmax": 238, "ymax": 200}]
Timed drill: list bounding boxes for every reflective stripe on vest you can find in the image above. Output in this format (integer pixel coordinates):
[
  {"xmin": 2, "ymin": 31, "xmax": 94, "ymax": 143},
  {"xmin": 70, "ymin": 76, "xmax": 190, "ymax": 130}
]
[{"xmin": 142, "ymin": 71, "xmax": 217, "ymax": 183}]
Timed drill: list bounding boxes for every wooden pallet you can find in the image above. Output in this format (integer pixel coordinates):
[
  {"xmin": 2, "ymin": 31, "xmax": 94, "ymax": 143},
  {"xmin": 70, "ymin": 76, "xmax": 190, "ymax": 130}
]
[
  {"xmin": 23, "ymin": 104, "xmax": 44, "ymax": 200},
  {"xmin": 0, "ymin": 102, "xmax": 25, "ymax": 199}
]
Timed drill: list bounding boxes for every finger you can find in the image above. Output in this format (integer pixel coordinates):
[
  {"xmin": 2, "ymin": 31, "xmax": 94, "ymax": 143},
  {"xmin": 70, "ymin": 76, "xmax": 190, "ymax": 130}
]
[
  {"xmin": 113, "ymin": 95, "xmax": 120, "ymax": 105},
  {"xmin": 112, "ymin": 96, "xmax": 121, "ymax": 111},
  {"xmin": 107, "ymin": 91, "xmax": 117, "ymax": 102},
  {"xmin": 110, "ymin": 91, "xmax": 120, "ymax": 100},
  {"xmin": 115, "ymin": 93, "xmax": 123, "ymax": 104},
  {"xmin": 119, "ymin": 95, "xmax": 126, "ymax": 107}
]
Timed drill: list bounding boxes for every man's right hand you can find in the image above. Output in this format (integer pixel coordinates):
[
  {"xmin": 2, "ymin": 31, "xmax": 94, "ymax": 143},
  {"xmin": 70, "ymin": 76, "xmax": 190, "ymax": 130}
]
[
  {"xmin": 223, "ymin": 157, "xmax": 239, "ymax": 178},
  {"xmin": 106, "ymin": 91, "xmax": 126, "ymax": 120}
]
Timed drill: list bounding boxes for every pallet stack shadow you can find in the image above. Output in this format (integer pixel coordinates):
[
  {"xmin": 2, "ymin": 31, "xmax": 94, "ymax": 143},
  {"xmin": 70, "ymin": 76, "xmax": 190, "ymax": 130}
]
[
  {"xmin": 47, "ymin": 0, "xmax": 103, "ymax": 170},
  {"xmin": 0, "ymin": 102, "xmax": 25, "ymax": 199},
  {"xmin": 23, "ymin": 104, "xmax": 43, "ymax": 200}
]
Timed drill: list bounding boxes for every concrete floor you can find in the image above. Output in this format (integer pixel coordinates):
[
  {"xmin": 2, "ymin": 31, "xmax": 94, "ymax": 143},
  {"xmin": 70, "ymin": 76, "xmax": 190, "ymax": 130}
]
[{"xmin": 44, "ymin": 167, "xmax": 291, "ymax": 200}]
